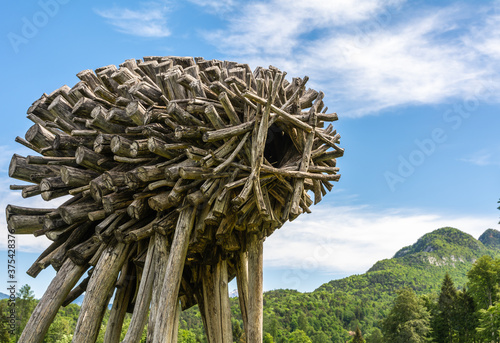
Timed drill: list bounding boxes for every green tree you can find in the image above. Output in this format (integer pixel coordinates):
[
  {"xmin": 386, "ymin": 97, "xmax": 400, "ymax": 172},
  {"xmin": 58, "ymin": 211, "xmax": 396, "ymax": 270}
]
[
  {"xmin": 45, "ymin": 313, "xmax": 73, "ymax": 343},
  {"xmin": 476, "ymin": 302, "xmax": 500, "ymax": 343},
  {"xmin": 289, "ymin": 329, "xmax": 312, "ymax": 343},
  {"xmin": 16, "ymin": 285, "xmax": 37, "ymax": 338},
  {"xmin": 432, "ymin": 273, "xmax": 457, "ymax": 343},
  {"xmin": 232, "ymin": 318, "xmax": 243, "ymax": 342},
  {"xmin": 382, "ymin": 288, "xmax": 431, "ymax": 343},
  {"xmin": 0, "ymin": 300, "xmax": 11, "ymax": 343},
  {"xmin": 452, "ymin": 290, "xmax": 478, "ymax": 343},
  {"xmin": 365, "ymin": 327, "xmax": 383, "ymax": 343},
  {"xmin": 310, "ymin": 331, "xmax": 331, "ymax": 343},
  {"xmin": 178, "ymin": 329, "xmax": 197, "ymax": 343},
  {"xmin": 54, "ymin": 334, "xmax": 73, "ymax": 343},
  {"xmin": 298, "ymin": 313, "xmax": 308, "ymax": 332},
  {"xmin": 467, "ymin": 256, "xmax": 500, "ymax": 309},
  {"xmin": 349, "ymin": 326, "xmax": 365, "ymax": 343},
  {"xmin": 264, "ymin": 332, "xmax": 275, "ymax": 343}
]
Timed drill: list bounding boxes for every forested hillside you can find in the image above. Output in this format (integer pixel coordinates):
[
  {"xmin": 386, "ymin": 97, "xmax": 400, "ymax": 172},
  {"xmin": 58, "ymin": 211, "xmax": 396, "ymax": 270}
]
[{"xmin": 2, "ymin": 227, "xmax": 499, "ymax": 342}]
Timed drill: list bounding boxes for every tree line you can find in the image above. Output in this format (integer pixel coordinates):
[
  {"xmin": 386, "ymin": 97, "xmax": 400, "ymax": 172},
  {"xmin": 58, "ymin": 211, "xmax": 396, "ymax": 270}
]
[{"xmin": 378, "ymin": 255, "xmax": 500, "ymax": 343}]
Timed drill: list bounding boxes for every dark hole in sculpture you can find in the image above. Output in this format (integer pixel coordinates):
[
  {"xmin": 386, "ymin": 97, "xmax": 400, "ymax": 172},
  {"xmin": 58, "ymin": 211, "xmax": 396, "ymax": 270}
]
[{"xmin": 265, "ymin": 124, "xmax": 294, "ymax": 167}]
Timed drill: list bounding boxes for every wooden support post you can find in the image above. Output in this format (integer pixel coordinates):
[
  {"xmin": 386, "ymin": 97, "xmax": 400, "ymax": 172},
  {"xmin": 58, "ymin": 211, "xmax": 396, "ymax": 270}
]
[
  {"xmin": 146, "ymin": 233, "xmax": 170, "ymax": 343},
  {"xmin": 72, "ymin": 242, "xmax": 131, "ymax": 343},
  {"xmin": 247, "ymin": 233, "xmax": 264, "ymax": 343},
  {"xmin": 18, "ymin": 259, "xmax": 87, "ymax": 343},
  {"xmin": 103, "ymin": 264, "xmax": 135, "ymax": 343},
  {"xmin": 153, "ymin": 205, "xmax": 196, "ymax": 343},
  {"xmin": 201, "ymin": 263, "xmax": 221, "ymax": 343},
  {"xmin": 236, "ymin": 251, "xmax": 249, "ymax": 333},
  {"xmin": 122, "ymin": 237, "xmax": 156, "ymax": 342},
  {"xmin": 220, "ymin": 259, "xmax": 233, "ymax": 343}
]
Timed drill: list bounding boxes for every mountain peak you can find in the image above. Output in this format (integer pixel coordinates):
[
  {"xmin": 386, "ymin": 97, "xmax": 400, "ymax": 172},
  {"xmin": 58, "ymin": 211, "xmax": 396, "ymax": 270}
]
[
  {"xmin": 393, "ymin": 227, "xmax": 483, "ymax": 258},
  {"xmin": 479, "ymin": 228, "xmax": 500, "ymax": 249}
]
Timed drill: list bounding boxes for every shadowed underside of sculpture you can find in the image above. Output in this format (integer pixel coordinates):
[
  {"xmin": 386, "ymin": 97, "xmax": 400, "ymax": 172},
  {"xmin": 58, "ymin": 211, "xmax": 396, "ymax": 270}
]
[{"xmin": 7, "ymin": 56, "xmax": 343, "ymax": 343}]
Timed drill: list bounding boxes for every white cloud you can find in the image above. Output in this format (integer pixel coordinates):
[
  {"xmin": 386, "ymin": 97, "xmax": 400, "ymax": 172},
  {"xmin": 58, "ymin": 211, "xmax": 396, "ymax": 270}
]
[
  {"xmin": 203, "ymin": 0, "xmax": 500, "ymax": 116},
  {"xmin": 95, "ymin": 2, "xmax": 171, "ymax": 37},
  {"xmin": 187, "ymin": 0, "xmax": 235, "ymax": 13},
  {"xmin": 460, "ymin": 148, "xmax": 500, "ymax": 167},
  {"xmin": 263, "ymin": 204, "xmax": 495, "ymax": 274}
]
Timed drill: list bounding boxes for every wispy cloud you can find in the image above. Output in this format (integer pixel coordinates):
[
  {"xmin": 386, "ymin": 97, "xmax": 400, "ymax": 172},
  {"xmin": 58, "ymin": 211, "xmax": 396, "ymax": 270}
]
[
  {"xmin": 187, "ymin": 0, "xmax": 235, "ymax": 13},
  {"xmin": 95, "ymin": 2, "xmax": 171, "ymax": 37},
  {"xmin": 203, "ymin": 0, "xmax": 500, "ymax": 116},
  {"xmin": 264, "ymin": 204, "xmax": 494, "ymax": 274},
  {"xmin": 460, "ymin": 148, "xmax": 500, "ymax": 167}
]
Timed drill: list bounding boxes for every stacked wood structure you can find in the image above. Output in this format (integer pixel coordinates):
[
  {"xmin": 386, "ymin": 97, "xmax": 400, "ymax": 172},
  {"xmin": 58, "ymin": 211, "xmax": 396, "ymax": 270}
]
[{"xmin": 7, "ymin": 56, "xmax": 343, "ymax": 343}]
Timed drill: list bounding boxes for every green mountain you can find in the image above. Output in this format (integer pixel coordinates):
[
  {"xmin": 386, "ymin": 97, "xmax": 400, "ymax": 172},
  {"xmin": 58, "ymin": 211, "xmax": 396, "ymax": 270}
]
[
  {"xmin": 319, "ymin": 227, "xmax": 497, "ymax": 295},
  {"xmin": 478, "ymin": 228, "xmax": 500, "ymax": 249}
]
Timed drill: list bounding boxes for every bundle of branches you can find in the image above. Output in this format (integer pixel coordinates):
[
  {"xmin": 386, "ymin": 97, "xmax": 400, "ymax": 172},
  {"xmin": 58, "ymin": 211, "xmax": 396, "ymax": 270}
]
[{"xmin": 8, "ymin": 56, "xmax": 343, "ymax": 343}]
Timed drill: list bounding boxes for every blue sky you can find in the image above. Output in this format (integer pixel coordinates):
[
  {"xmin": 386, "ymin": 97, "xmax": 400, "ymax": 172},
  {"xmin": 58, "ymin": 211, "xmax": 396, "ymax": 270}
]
[{"xmin": 1, "ymin": 0, "xmax": 499, "ymax": 297}]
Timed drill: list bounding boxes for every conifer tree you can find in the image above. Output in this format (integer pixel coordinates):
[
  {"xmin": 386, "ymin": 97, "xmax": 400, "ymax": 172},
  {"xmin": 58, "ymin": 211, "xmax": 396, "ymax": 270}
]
[
  {"xmin": 350, "ymin": 326, "xmax": 366, "ymax": 343},
  {"xmin": 452, "ymin": 290, "xmax": 477, "ymax": 343},
  {"xmin": 432, "ymin": 273, "xmax": 457, "ymax": 343}
]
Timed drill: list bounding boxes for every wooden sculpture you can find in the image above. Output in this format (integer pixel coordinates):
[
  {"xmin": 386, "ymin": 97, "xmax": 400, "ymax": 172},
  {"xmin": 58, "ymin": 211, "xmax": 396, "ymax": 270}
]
[{"xmin": 7, "ymin": 56, "xmax": 343, "ymax": 343}]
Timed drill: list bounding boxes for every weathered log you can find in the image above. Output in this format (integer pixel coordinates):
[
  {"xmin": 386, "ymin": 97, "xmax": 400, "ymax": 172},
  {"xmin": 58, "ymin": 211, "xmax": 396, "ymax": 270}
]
[
  {"xmin": 9, "ymin": 154, "xmax": 58, "ymax": 183},
  {"xmin": 247, "ymin": 233, "xmax": 264, "ymax": 343},
  {"xmin": 60, "ymin": 166, "xmax": 99, "ymax": 187},
  {"xmin": 147, "ymin": 233, "xmax": 170, "ymax": 342},
  {"xmin": 17, "ymin": 259, "xmax": 87, "ymax": 343},
  {"xmin": 67, "ymin": 236, "xmax": 100, "ymax": 265},
  {"xmin": 103, "ymin": 264, "xmax": 135, "ymax": 343},
  {"xmin": 236, "ymin": 251, "xmax": 249, "ymax": 333},
  {"xmin": 62, "ymin": 275, "xmax": 90, "ymax": 307},
  {"xmin": 72, "ymin": 242, "xmax": 131, "ymax": 343},
  {"xmin": 122, "ymin": 237, "xmax": 155, "ymax": 342},
  {"xmin": 59, "ymin": 199, "xmax": 101, "ymax": 225},
  {"xmin": 153, "ymin": 205, "xmax": 196, "ymax": 343}
]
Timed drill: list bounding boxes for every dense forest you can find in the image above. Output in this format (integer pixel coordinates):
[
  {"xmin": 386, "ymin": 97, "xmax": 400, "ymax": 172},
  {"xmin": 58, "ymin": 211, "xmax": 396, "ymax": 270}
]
[{"xmin": 2, "ymin": 227, "xmax": 499, "ymax": 342}]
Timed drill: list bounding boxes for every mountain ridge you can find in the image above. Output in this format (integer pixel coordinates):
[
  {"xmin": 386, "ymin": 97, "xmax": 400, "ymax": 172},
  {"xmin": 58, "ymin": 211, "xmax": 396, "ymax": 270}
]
[{"xmin": 317, "ymin": 227, "xmax": 499, "ymax": 295}]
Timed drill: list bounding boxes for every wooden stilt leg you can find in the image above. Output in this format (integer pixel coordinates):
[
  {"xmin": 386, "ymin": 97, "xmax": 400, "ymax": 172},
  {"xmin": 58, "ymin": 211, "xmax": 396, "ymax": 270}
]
[
  {"xmin": 220, "ymin": 259, "xmax": 233, "ymax": 343},
  {"xmin": 72, "ymin": 242, "xmax": 131, "ymax": 343},
  {"xmin": 18, "ymin": 259, "xmax": 87, "ymax": 343},
  {"xmin": 146, "ymin": 233, "xmax": 170, "ymax": 343},
  {"xmin": 202, "ymin": 264, "xmax": 221, "ymax": 343},
  {"xmin": 236, "ymin": 251, "xmax": 249, "ymax": 334},
  {"xmin": 153, "ymin": 206, "xmax": 196, "ymax": 343},
  {"xmin": 103, "ymin": 264, "xmax": 135, "ymax": 343},
  {"xmin": 171, "ymin": 300, "xmax": 181, "ymax": 342},
  {"xmin": 247, "ymin": 233, "xmax": 263, "ymax": 343},
  {"xmin": 122, "ymin": 237, "xmax": 156, "ymax": 342}
]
